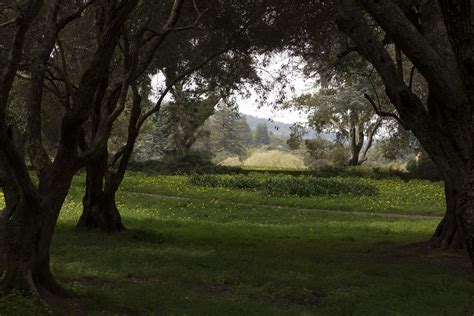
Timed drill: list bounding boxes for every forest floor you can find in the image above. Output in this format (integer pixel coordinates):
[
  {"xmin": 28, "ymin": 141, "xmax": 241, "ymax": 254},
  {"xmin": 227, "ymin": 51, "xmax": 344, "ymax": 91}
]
[{"xmin": 1, "ymin": 172, "xmax": 473, "ymax": 314}]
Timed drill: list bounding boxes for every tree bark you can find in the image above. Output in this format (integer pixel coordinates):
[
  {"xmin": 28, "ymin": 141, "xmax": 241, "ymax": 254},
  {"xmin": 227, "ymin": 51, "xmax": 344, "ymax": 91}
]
[
  {"xmin": 348, "ymin": 125, "xmax": 364, "ymax": 166},
  {"xmin": 335, "ymin": 0, "xmax": 474, "ymax": 256},
  {"xmin": 0, "ymin": 154, "xmax": 71, "ymax": 303},
  {"xmin": 77, "ymin": 150, "xmax": 125, "ymax": 232},
  {"xmin": 429, "ymin": 179, "xmax": 464, "ymax": 249},
  {"xmin": 0, "ymin": 199, "xmax": 69, "ymax": 304}
]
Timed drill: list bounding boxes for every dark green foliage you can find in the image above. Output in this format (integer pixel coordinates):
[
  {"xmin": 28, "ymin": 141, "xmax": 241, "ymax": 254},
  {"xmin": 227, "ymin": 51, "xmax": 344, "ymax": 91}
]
[
  {"xmin": 287, "ymin": 123, "xmax": 306, "ymax": 150},
  {"xmin": 304, "ymin": 138, "xmax": 349, "ymax": 167},
  {"xmin": 127, "ymin": 155, "xmax": 241, "ymax": 175},
  {"xmin": 146, "ymin": 89, "xmax": 218, "ymax": 160},
  {"xmin": 378, "ymin": 127, "xmax": 421, "ymax": 161},
  {"xmin": 236, "ymin": 117, "xmax": 253, "ymax": 147},
  {"xmin": 208, "ymin": 102, "xmax": 248, "ymax": 159},
  {"xmin": 406, "ymin": 152, "xmax": 441, "ymax": 181},
  {"xmin": 254, "ymin": 123, "xmax": 270, "ymax": 145},
  {"xmin": 189, "ymin": 174, "xmax": 379, "ymax": 197},
  {"xmin": 0, "ymin": 292, "xmax": 45, "ymax": 315}
]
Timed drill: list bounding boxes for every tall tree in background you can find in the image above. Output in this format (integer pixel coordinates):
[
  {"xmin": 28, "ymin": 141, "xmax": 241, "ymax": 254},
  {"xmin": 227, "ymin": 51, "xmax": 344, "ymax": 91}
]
[
  {"xmin": 254, "ymin": 123, "xmax": 270, "ymax": 145},
  {"xmin": 237, "ymin": 116, "xmax": 253, "ymax": 147},
  {"xmin": 209, "ymin": 101, "xmax": 247, "ymax": 159},
  {"xmin": 287, "ymin": 123, "xmax": 307, "ymax": 150}
]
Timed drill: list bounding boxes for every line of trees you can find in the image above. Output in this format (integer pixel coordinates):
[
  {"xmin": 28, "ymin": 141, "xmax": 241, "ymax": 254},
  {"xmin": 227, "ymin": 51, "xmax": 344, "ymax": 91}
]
[{"xmin": 0, "ymin": 0, "xmax": 289, "ymax": 303}]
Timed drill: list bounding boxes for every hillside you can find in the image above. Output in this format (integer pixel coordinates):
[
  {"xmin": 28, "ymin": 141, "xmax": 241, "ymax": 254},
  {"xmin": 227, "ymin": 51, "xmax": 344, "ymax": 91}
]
[{"xmin": 241, "ymin": 113, "xmax": 333, "ymax": 140}]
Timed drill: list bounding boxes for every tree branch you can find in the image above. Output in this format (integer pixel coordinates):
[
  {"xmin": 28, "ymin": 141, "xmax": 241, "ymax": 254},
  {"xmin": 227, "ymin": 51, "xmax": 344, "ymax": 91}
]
[
  {"xmin": 359, "ymin": 0, "xmax": 465, "ymax": 110},
  {"xmin": 364, "ymin": 93, "xmax": 407, "ymax": 129},
  {"xmin": 137, "ymin": 48, "xmax": 228, "ymax": 129}
]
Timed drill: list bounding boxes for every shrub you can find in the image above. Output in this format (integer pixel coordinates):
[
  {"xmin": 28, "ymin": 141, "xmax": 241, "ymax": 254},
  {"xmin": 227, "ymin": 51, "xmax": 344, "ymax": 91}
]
[
  {"xmin": 262, "ymin": 176, "xmax": 378, "ymax": 197},
  {"xmin": 406, "ymin": 152, "xmax": 441, "ymax": 181},
  {"xmin": 189, "ymin": 174, "xmax": 378, "ymax": 197},
  {"xmin": 243, "ymin": 150, "xmax": 306, "ymax": 169},
  {"xmin": 128, "ymin": 153, "xmax": 241, "ymax": 175}
]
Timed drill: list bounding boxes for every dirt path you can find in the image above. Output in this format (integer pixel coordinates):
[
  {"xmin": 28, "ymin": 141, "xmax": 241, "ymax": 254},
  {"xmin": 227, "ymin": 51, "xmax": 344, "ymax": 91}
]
[{"xmin": 127, "ymin": 191, "xmax": 442, "ymax": 221}]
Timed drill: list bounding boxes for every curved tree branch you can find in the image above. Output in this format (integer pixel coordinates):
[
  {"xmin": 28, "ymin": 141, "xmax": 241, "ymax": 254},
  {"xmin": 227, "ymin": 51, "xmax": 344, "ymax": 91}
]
[{"xmin": 364, "ymin": 93, "xmax": 407, "ymax": 129}]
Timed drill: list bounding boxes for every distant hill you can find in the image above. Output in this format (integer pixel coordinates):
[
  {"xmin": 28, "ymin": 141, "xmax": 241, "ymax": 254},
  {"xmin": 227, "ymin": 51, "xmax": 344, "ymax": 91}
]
[
  {"xmin": 242, "ymin": 114, "xmax": 293, "ymax": 136},
  {"xmin": 241, "ymin": 113, "xmax": 333, "ymax": 140}
]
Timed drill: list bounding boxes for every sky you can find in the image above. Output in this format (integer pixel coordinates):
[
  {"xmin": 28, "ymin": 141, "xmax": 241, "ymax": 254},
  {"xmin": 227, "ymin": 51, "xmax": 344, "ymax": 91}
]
[
  {"xmin": 151, "ymin": 53, "xmax": 319, "ymax": 124},
  {"xmin": 235, "ymin": 53, "xmax": 318, "ymax": 124}
]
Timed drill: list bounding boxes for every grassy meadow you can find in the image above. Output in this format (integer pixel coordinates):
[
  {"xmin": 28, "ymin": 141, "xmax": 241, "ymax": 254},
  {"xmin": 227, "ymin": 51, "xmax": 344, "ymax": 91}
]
[{"xmin": 1, "ymin": 171, "xmax": 473, "ymax": 315}]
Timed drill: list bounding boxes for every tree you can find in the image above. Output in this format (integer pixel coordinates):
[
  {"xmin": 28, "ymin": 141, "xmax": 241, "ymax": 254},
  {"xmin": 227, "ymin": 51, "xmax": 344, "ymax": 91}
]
[
  {"xmin": 304, "ymin": 137, "xmax": 349, "ymax": 167},
  {"xmin": 254, "ymin": 123, "xmax": 270, "ymax": 145},
  {"xmin": 237, "ymin": 117, "xmax": 253, "ymax": 147},
  {"xmin": 332, "ymin": 0, "xmax": 474, "ymax": 254},
  {"xmin": 287, "ymin": 123, "xmax": 307, "ymax": 150},
  {"xmin": 75, "ymin": 0, "xmax": 202, "ymax": 232},
  {"xmin": 76, "ymin": 0, "xmax": 275, "ymax": 232},
  {"xmin": 208, "ymin": 101, "xmax": 247, "ymax": 159},
  {"xmin": 377, "ymin": 125, "xmax": 420, "ymax": 162},
  {"xmin": 0, "ymin": 0, "xmax": 141, "ymax": 302},
  {"xmin": 150, "ymin": 88, "xmax": 218, "ymax": 159},
  {"xmin": 291, "ymin": 78, "xmax": 383, "ymax": 166}
]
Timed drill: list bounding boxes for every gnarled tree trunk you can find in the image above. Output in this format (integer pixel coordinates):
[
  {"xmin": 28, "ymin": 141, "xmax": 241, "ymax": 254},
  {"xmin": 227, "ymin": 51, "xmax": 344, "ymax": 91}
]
[
  {"xmin": 77, "ymin": 150, "xmax": 125, "ymax": 232},
  {"xmin": 0, "ymin": 158, "xmax": 71, "ymax": 303},
  {"xmin": 0, "ymin": 200, "xmax": 65, "ymax": 302},
  {"xmin": 429, "ymin": 179, "xmax": 465, "ymax": 249},
  {"xmin": 348, "ymin": 125, "xmax": 364, "ymax": 166},
  {"xmin": 77, "ymin": 88, "xmax": 142, "ymax": 233}
]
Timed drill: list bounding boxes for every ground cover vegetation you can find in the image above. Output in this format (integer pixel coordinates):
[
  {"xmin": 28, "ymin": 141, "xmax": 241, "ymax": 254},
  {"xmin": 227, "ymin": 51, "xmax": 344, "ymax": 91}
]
[
  {"xmin": 189, "ymin": 174, "xmax": 379, "ymax": 197},
  {"xmin": 1, "ymin": 172, "xmax": 473, "ymax": 314}
]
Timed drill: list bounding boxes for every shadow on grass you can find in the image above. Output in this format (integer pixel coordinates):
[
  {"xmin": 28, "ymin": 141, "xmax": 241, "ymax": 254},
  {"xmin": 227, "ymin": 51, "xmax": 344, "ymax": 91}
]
[{"xmin": 48, "ymin": 214, "xmax": 474, "ymax": 315}]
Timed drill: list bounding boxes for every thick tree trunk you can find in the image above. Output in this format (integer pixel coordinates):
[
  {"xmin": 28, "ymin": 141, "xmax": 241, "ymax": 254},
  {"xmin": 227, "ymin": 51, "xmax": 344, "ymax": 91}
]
[
  {"xmin": 348, "ymin": 125, "xmax": 364, "ymax": 166},
  {"xmin": 77, "ymin": 151, "xmax": 125, "ymax": 232},
  {"xmin": 429, "ymin": 180, "xmax": 464, "ymax": 249},
  {"xmin": 78, "ymin": 190, "xmax": 125, "ymax": 233},
  {"xmin": 77, "ymin": 88, "xmax": 141, "ymax": 233},
  {"xmin": 348, "ymin": 146, "xmax": 362, "ymax": 166},
  {"xmin": 0, "ymin": 189, "xmax": 68, "ymax": 304}
]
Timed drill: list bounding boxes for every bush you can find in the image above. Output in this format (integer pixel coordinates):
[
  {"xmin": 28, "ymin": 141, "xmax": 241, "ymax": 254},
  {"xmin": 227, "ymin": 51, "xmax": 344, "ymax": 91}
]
[
  {"xmin": 262, "ymin": 176, "xmax": 378, "ymax": 197},
  {"xmin": 242, "ymin": 150, "xmax": 306, "ymax": 169},
  {"xmin": 189, "ymin": 174, "xmax": 378, "ymax": 197},
  {"xmin": 128, "ymin": 153, "xmax": 241, "ymax": 175},
  {"xmin": 406, "ymin": 152, "xmax": 441, "ymax": 181}
]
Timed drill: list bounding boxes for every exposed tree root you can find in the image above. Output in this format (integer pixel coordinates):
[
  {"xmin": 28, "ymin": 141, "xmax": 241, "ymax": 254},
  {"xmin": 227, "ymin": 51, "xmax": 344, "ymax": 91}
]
[{"xmin": 429, "ymin": 214, "xmax": 464, "ymax": 250}]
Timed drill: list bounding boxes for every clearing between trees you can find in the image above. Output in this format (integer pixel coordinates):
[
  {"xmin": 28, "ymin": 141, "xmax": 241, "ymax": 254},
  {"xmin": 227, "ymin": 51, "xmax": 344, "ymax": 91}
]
[{"xmin": 1, "ymin": 172, "xmax": 472, "ymax": 314}]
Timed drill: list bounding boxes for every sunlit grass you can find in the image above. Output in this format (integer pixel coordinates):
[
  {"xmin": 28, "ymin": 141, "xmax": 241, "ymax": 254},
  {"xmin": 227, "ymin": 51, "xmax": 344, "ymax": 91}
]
[{"xmin": 113, "ymin": 172, "xmax": 446, "ymax": 216}]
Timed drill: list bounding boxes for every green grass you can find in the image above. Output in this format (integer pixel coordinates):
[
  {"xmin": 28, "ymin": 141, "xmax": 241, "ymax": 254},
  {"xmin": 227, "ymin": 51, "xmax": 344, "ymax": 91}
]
[
  {"xmin": 1, "ymin": 172, "xmax": 473, "ymax": 314},
  {"xmin": 188, "ymin": 174, "xmax": 379, "ymax": 197},
  {"xmin": 115, "ymin": 172, "xmax": 446, "ymax": 216}
]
